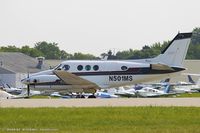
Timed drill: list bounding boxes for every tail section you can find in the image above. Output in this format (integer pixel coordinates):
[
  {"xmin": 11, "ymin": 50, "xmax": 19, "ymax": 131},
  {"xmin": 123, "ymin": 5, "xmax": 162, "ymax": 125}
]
[
  {"xmin": 188, "ymin": 75, "xmax": 195, "ymax": 84},
  {"xmin": 152, "ymin": 33, "xmax": 192, "ymax": 67},
  {"xmin": 160, "ymin": 78, "xmax": 170, "ymax": 83},
  {"xmin": 164, "ymin": 85, "xmax": 170, "ymax": 93}
]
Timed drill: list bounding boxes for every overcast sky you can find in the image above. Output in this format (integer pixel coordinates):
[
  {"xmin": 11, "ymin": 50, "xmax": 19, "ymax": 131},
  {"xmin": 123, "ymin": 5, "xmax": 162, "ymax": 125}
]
[{"xmin": 0, "ymin": 0, "xmax": 199, "ymax": 56}]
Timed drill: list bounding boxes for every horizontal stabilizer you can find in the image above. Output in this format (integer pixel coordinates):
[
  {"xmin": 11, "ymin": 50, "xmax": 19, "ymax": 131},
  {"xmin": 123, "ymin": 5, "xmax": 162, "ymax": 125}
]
[{"xmin": 151, "ymin": 64, "xmax": 174, "ymax": 71}]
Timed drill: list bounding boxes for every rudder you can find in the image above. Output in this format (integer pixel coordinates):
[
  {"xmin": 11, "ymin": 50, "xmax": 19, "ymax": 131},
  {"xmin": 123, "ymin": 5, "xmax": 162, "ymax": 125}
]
[{"xmin": 152, "ymin": 33, "xmax": 192, "ymax": 67}]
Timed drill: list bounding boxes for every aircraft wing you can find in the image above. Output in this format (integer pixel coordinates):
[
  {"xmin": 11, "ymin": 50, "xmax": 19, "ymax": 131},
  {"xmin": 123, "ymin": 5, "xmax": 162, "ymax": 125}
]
[
  {"xmin": 136, "ymin": 92, "xmax": 176, "ymax": 98},
  {"xmin": 115, "ymin": 93, "xmax": 136, "ymax": 98},
  {"xmin": 53, "ymin": 70, "xmax": 100, "ymax": 90},
  {"xmin": 182, "ymin": 73, "xmax": 200, "ymax": 76}
]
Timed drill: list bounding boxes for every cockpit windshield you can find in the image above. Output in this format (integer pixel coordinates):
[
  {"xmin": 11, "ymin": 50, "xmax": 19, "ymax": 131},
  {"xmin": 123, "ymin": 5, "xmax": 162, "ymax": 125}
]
[
  {"xmin": 54, "ymin": 64, "xmax": 70, "ymax": 71},
  {"xmin": 54, "ymin": 64, "xmax": 62, "ymax": 70}
]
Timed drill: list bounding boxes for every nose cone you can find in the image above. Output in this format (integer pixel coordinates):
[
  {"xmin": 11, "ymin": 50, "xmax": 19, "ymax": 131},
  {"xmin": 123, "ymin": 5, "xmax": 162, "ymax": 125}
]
[{"xmin": 21, "ymin": 78, "xmax": 30, "ymax": 85}]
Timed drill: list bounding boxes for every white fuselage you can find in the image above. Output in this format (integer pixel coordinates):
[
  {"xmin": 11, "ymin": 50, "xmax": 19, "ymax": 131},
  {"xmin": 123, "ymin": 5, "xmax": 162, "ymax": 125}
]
[
  {"xmin": 21, "ymin": 32, "xmax": 192, "ymax": 93},
  {"xmin": 22, "ymin": 60, "xmax": 181, "ymax": 93}
]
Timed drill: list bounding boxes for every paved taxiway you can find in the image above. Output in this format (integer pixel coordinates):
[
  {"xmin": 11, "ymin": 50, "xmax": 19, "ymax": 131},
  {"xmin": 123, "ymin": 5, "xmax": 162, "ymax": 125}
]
[{"xmin": 1, "ymin": 98, "xmax": 200, "ymax": 107}]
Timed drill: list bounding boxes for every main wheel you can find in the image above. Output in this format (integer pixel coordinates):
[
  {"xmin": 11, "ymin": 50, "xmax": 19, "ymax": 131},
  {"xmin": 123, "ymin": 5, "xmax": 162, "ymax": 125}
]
[
  {"xmin": 76, "ymin": 95, "xmax": 85, "ymax": 98},
  {"xmin": 88, "ymin": 95, "xmax": 96, "ymax": 98}
]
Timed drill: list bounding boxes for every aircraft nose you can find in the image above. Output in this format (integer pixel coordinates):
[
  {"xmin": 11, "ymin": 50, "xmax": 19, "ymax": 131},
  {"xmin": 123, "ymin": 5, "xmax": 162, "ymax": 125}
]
[{"xmin": 21, "ymin": 78, "xmax": 30, "ymax": 84}]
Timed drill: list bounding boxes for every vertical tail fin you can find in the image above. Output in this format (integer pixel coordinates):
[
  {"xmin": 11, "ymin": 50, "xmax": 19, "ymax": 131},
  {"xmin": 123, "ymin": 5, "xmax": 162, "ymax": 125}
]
[
  {"xmin": 160, "ymin": 78, "xmax": 170, "ymax": 83},
  {"xmin": 188, "ymin": 75, "xmax": 195, "ymax": 84},
  {"xmin": 164, "ymin": 85, "xmax": 170, "ymax": 93},
  {"xmin": 152, "ymin": 33, "xmax": 192, "ymax": 67}
]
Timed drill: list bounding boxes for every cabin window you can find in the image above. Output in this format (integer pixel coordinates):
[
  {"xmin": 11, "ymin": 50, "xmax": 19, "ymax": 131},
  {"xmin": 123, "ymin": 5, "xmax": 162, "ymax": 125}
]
[
  {"xmin": 93, "ymin": 65, "xmax": 99, "ymax": 71},
  {"xmin": 121, "ymin": 66, "xmax": 128, "ymax": 71},
  {"xmin": 77, "ymin": 65, "xmax": 83, "ymax": 71},
  {"xmin": 85, "ymin": 65, "xmax": 91, "ymax": 71},
  {"xmin": 63, "ymin": 65, "xmax": 70, "ymax": 71}
]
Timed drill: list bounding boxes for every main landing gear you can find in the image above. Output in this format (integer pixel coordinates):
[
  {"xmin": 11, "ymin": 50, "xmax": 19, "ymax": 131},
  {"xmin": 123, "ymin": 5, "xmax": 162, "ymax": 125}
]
[
  {"xmin": 88, "ymin": 94, "xmax": 96, "ymax": 98},
  {"xmin": 75, "ymin": 94, "xmax": 85, "ymax": 98}
]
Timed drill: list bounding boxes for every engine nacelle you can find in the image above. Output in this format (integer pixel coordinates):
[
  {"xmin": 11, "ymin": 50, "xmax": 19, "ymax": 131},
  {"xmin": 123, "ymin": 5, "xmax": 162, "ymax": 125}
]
[{"xmin": 21, "ymin": 75, "xmax": 60, "ymax": 85}]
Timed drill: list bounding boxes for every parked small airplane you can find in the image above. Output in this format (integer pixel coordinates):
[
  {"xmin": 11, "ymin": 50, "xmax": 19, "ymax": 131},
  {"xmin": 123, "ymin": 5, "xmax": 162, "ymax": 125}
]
[
  {"xmin": 0, "ymin": 90, "xmax": 28, "ymax": 99},
  {"xmin": 96, "ymin": 91, "xmax": 119, "ymax": 98},
  {"xmin": 21, "ymin": 32, "xmax": 192, "ymax": 97},
  {"xmin": 183, "ymin": 74, "xmax": 200, "ymax": 85},
  {"xmin": 1, "ymin": 83, "xmax": 22, "ymax": 95},
  {"xmin": 114, "ymin": 87, "xmax": 136, "ymax": 98},
  {"xmin": 50, "ymin": 92, "xmax": 62, "ymax": 97},
  {"xmin": 174, "ymin": 74, "xmax": 200, "ymax": 93},
  {"xmin": 136, "ymin": 85, "xmax": 175, "ymax": 97}
]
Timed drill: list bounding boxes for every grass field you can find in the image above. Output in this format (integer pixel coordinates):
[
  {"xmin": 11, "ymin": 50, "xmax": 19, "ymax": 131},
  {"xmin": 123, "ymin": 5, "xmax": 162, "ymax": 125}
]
[
  {"xmin": 176, "ymin": 92, "xmax": 200, "ymax": 97},
  {"xmin": 0, "ymin": 107, "xmax": 200, "ymax": 133}
]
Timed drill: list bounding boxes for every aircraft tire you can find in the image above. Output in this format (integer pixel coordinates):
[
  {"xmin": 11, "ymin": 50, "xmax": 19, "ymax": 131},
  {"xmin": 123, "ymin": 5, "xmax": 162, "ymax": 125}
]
[
  {"xmin": 88, "ymin": 95, "xmax": 96, "ymax": 98},
  {"xmin": 76, "ymin": 95, "xmax": 85, "ymax": 98}
]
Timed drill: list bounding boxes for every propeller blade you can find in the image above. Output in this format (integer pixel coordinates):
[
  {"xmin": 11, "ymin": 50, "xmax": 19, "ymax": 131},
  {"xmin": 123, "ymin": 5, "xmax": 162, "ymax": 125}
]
[
  {"xmin": 27, "ymin": 72, "xmax": 30, "ymax": 97},
  {"xmin": 27, "ymin": 84, "xmax": 30, "ymax": 97}
]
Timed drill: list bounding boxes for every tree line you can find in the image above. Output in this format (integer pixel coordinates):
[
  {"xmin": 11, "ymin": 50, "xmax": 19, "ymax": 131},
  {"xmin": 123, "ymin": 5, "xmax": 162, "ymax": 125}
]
[
  {"xmin": 0, "ymin": 28, "xmax": 200, "ymax": 60},
  {"xmin": 104, "ymin": 27, "xmax": 200, "ymax": 60},
  {"xmin": 0, "ymin": 42, "xmax": 98, "ymax": 60}
]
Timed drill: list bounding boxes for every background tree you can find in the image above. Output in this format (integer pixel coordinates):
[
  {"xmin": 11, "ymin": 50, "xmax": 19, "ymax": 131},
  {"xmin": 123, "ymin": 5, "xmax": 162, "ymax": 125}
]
[
  {"xmin": 71, "ymin": 52, "xmax": 98, "ymax": 60},
  {"xmin": 0, "ymin": 45, "xmax": 20, "ymax": 52},
  {"xmin": 34, "ymin": 42, "xmax": 61, "ymax": 59},
  {"xmin": 191, "ymin": 28, "xmax": 200, "ymax": 45},
  {"xmin": 21, "ymin": 45, "xmax": 43, "ymax": 57},
  {"xmin": 116, "ymin": 49, "xmax": 134, "ymax": 59},
  {"xmin": 60, "ymin": 50, "xmax": 72, "ymax": 60},
  {"xmin": 186, "ymin": 27, "xmax": 200, "ymax": 59},
  {"xmin": 0, "ymin": 27, "xmax": 199, "ymax": 60}
]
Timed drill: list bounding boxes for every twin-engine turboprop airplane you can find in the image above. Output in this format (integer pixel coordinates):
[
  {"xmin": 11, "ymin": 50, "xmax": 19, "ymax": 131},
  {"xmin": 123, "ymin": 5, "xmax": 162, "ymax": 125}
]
[{"xmin": 21, "ymin": 32, "xmax": 192, "ymax": 96}]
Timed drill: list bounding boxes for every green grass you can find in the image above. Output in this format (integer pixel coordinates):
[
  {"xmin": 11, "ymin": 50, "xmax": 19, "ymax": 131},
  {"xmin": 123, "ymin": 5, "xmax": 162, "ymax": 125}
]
[
  {"xmin": 176, "ymin": 92, "xmax": 200, "ymax": 97},
  {"xmin": 0, "ymin": 107, "xmax": 200, "ymax": 133}
]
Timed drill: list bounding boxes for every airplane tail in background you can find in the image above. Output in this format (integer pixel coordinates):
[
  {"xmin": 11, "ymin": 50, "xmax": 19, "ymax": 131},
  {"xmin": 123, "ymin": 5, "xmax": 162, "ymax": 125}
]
[
  {"xmin": 188, "ymin": 75, "xmax": 195, "ymax": 84},
  {"xmin": 151, "ymin": 33, "xmax": 192, "ymax": 67},
  {"xmin": 160, "ymin": 78, "xmax": 170, "ymax": 83},
  {"xmin": 163, "ymin": 85, "xmax": 170, "ymax": 93}
]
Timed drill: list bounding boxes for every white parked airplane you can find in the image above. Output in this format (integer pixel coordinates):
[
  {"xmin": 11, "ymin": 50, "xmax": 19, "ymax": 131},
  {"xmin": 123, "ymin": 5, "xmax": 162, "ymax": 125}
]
[
  {"xmin": 0, "ymin": 90, "xmax": 19, "ymax": 99},
  {"xmin": 50, "ymin": 92, "xmax": 62, "ymax": 97},
  {"xmin": 1, "ymin": 83, "xmax": 22, "ymax": 95},
  {"xmin": 173, "ymin": 74, "xmax": 200, "ymax": 93},
  {"xmin": 136, "ymin": 85, "xmax": 175, "ymax": 97},
  {"xmin": 96, "ymin": 91, "xmax": 119, "ymax": 98},
  {"xmin": 0, "ymin": 90, "xmax": 29, "ymax": 99},
  {"xmin": 21, "ymin": 32, "xmax": 192, "ymax": 97},
  {"xmin": 113, "ymin": 87, "xmax": 136, "ymax": 98}
]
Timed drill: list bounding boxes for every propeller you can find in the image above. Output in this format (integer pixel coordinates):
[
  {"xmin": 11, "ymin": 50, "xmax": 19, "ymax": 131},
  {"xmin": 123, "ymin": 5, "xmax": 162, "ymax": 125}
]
[{"xmin": 27, "ymin": 72, "xmax": 30, "ymax": 97}]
